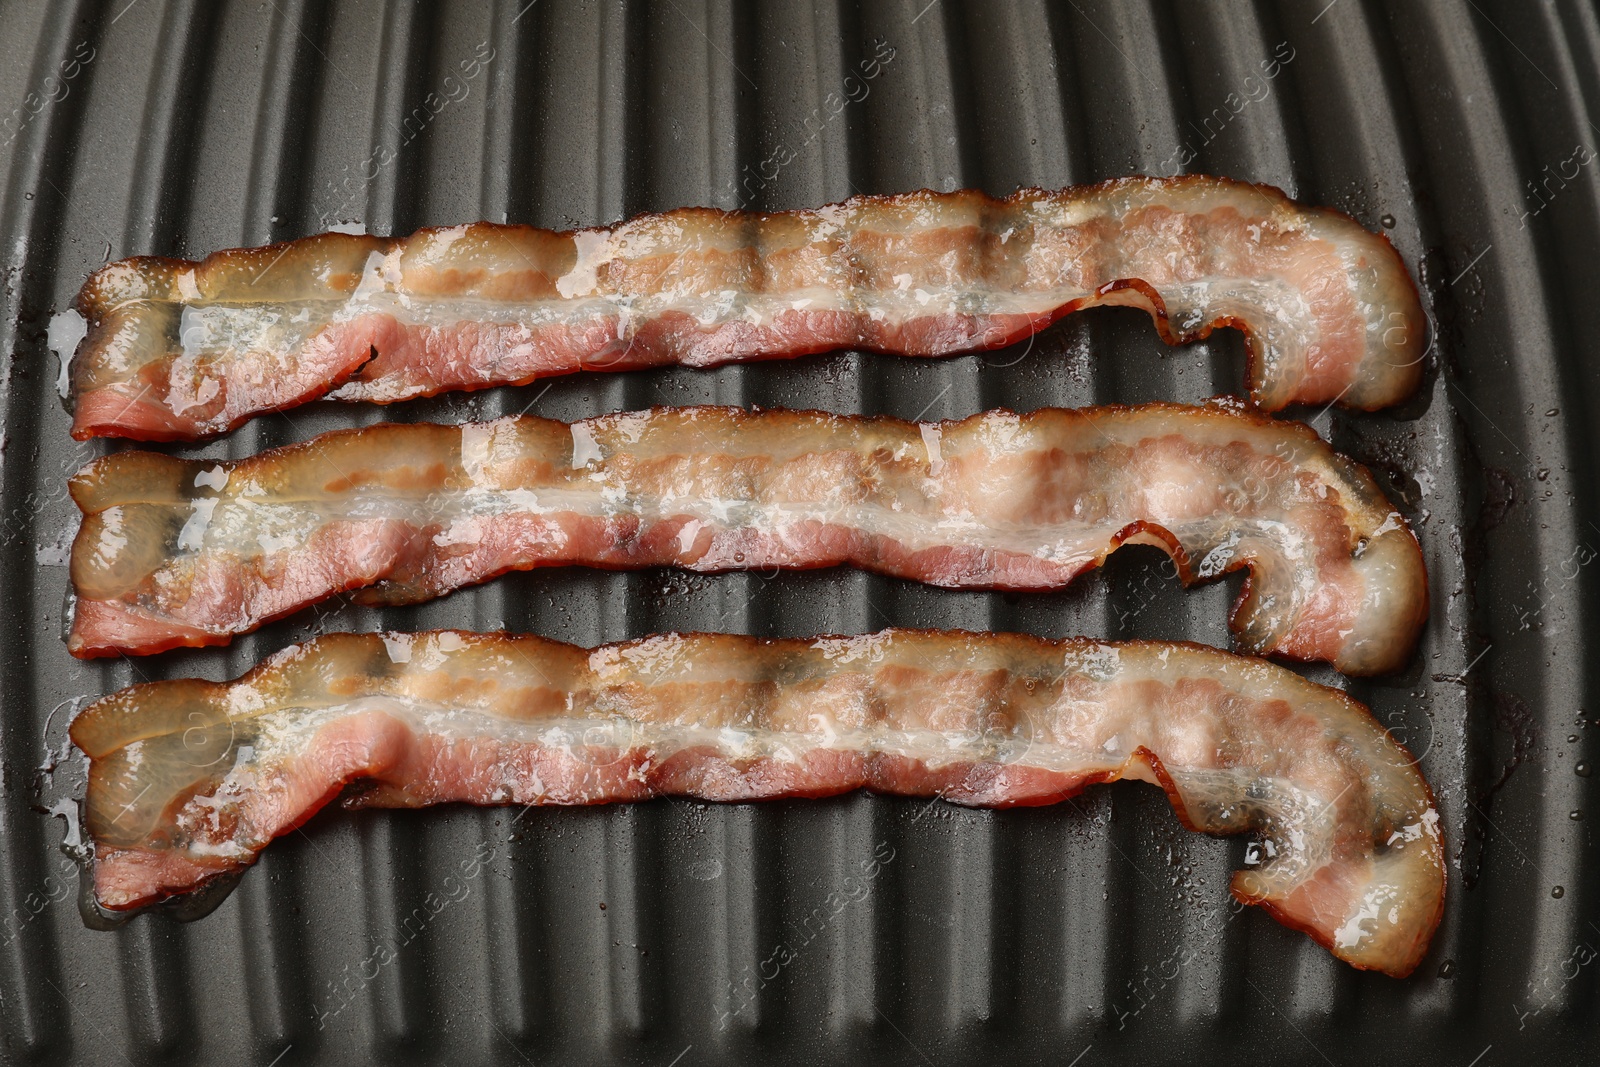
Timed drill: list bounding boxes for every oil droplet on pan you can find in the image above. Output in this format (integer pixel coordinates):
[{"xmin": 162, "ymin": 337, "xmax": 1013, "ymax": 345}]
[
  {"xmin": 1577, "ymin": 761, "xmax": 1592, "ymax": 777},
  {"xmin": 1552, "ymin": 885, "xmax": 1565, "ymax": 898}
]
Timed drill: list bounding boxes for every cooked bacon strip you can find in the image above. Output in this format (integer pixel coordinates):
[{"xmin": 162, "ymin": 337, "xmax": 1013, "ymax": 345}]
[
  {"xmin": 70, "ymin": 628, "xmax": 1444, "ymax": 976},
  {"xmin": 67, "ymin": 403, "xmax": 1426, "ymax": 672},
  {"xmin": 69, "ymin": 177, "xmax": 1424, "ymax": 441}
]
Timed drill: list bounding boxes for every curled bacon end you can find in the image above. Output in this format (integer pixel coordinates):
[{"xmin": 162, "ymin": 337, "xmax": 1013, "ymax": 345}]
[
  {"xmin": 69, "ymin": 629, "xmax": 1444, "ymax": 976},
  {"xmin": 67, "ymin": 404, "xmax": 1427, "ymax": 673},
  {"xmin": 69, "ymin": 176, "xmax": 1424, "ymax": 441}
]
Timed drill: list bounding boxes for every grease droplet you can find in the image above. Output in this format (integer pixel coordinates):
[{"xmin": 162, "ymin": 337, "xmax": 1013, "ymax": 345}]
[
  {"xmin": 1546, "ymin": 408, "xmax": 1560, "ymax": 417},
  {"xmin": 1537, "ymin": 469, "xmax": 1550, "ymax": 481},
  {"xmin": 687, "ymin": 857, "xmax": 724, "ymax": 881},
  {"xmin": 1381, "ymin": 214, "xmax": 1396, "ymax": 229},
  {"xmin": 1570, "ymin": 735, "xmax": 1580, "ymax": 743},
  {"xmin": 1437, "ymin": 958, "xmax": 1456, "ymax": 979},
  {"xmin": 1578, "ymin": 761, "xmax": 1593, "ymax": 777},
  {"xmin": 1571, "ymin": 810, "xmax": 1583, "ymax": 820},
  {"xmin": 1552, "ymin": 885, "xmax": 1565, "ymax": 898}
]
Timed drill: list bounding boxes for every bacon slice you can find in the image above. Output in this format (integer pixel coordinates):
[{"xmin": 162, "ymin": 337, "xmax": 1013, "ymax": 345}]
[
  {"xmin": 69, "ymin": 628, "xmax": 1444, "ymax": 976},
  {"xmin": 69, "ymin": 177, "xmax": 1424, "ymax": 441},
  {"xmin": 67, "ymin": 403, "xmax": 1426, "ymax": 673}
]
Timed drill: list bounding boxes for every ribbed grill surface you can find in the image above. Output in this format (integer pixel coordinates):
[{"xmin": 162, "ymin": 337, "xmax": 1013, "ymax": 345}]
[{"xmin": 0, "ymin": 2, "xmax": 1596, "ymax": 1063}]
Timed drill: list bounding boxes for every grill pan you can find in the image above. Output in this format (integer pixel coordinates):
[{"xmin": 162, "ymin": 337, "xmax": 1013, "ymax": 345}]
[{"xmin": 1, "ymin": 1, "xmax": 1596, "ymax": 1063}]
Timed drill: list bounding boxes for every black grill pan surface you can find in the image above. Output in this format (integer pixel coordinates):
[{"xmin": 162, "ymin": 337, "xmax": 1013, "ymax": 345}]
[{"xmin": 1, "ymin": 1, "xmax": 1597, "ymax": 1064}]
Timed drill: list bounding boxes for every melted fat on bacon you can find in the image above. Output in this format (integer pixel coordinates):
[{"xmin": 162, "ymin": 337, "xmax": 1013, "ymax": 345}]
[
  {"xmin": 70, "ymin": 629, "xmax": 1445, "ymax": 977},
  {"xmin": 66, "ymin": 404, "xmax": 1427, "ymax": 674},
  {"xmin": 69, "ymin": 177, "xmax": 1424, "ymax": 440}
]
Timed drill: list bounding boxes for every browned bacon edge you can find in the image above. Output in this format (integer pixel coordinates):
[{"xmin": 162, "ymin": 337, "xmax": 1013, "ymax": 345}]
[
  {"xmin": 68, "ymin": 629, "xmax": 1445, "ymax": 977},
  {"xmin": 69, "ymin": 175, "xmax": 1425, "ymax": 441}
]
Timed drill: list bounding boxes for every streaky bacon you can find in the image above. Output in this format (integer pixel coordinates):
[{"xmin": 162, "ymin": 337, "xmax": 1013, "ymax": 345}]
[
  {"xmin": 69, "ymin": 177, "xmax": 1425, "ymax": 441},
  {"xmin": 67, "ymin": 403, "xmax": 1427, "ymax": 673},
  {"xmin": 69, "ymin": 628, "xmax": 1445, "ymax": 977}
]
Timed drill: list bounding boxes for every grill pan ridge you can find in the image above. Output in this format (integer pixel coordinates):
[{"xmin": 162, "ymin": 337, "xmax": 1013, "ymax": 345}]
[{"xmin": 0, "ymin": 1, "xmax": 1596, "ymax": 1064}]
